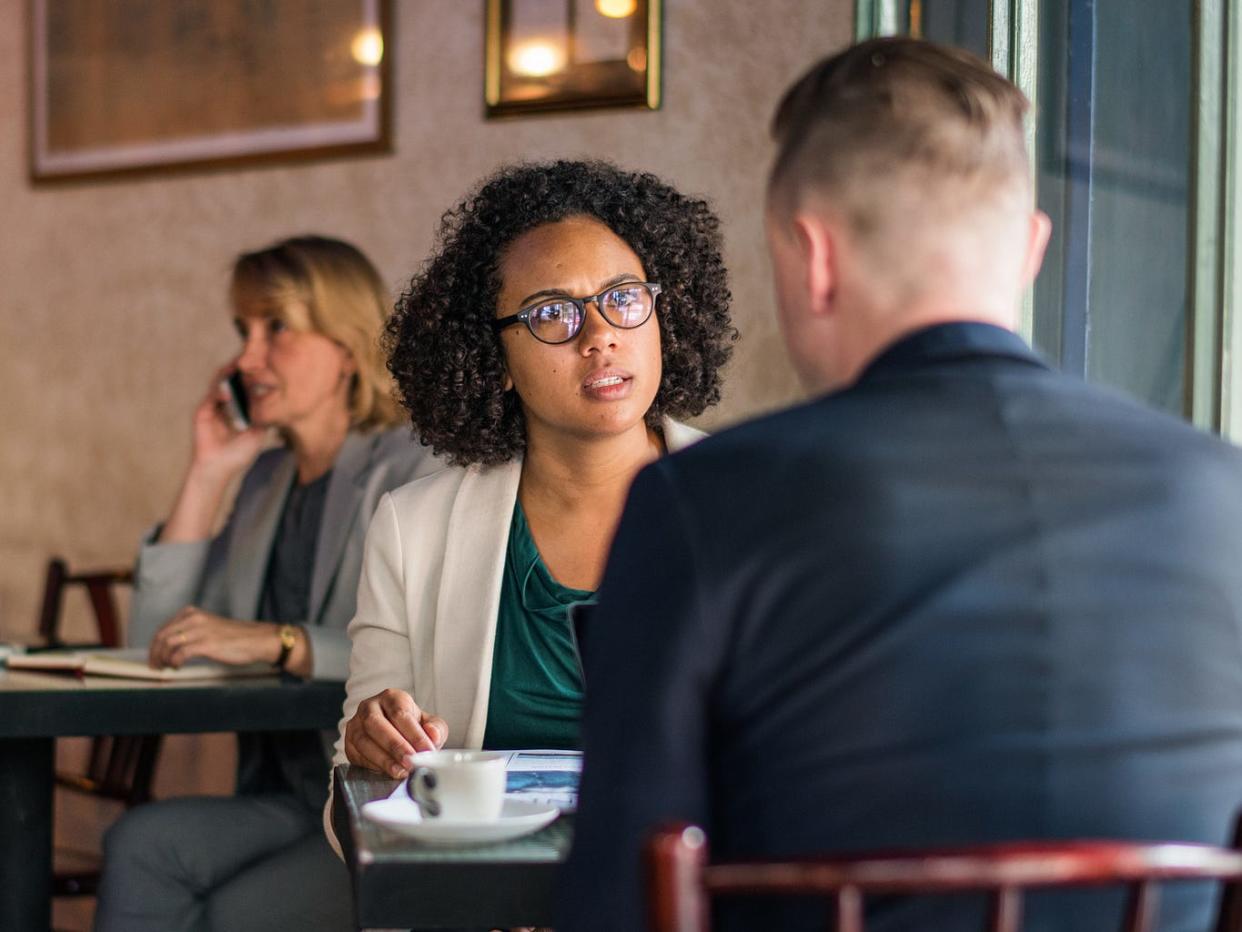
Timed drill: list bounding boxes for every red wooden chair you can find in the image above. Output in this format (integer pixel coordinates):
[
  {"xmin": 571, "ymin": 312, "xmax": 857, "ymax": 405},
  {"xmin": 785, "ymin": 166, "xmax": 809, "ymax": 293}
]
[
  {"xmin": 647, "ymin": 821, "xmax": 1242, "ymax": 932},
  {"xmin": 37, "ymin": 557, "xmax": 131, "ymax": 650},
  {"xmin": 38, "ymin": 556, "xmax": 163, "ymax": 897}
]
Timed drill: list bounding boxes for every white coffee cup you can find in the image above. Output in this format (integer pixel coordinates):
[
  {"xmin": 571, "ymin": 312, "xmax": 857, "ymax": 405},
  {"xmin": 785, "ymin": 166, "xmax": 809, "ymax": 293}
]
[{"xmin": 406, "ymin": 750, "xmax": 506, "ymax": 821}]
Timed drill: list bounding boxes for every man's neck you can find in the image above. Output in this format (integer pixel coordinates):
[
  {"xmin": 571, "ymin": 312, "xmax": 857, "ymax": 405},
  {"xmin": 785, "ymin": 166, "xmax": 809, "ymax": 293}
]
[{"xmin": 820, "ymin": 296, "xmax": 1018, "ymax": 394}]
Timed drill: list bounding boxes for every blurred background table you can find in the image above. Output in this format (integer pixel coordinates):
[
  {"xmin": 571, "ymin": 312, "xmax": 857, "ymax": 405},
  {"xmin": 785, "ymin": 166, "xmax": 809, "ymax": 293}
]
[{"xmin": 0, "ymin": 668, "xmax": 345, "ymax": 931}]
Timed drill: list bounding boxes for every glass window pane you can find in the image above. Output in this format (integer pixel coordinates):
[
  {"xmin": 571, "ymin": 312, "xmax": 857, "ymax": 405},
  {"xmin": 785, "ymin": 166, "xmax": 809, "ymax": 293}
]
[
  {"xmin": 911, "ymin": 0, "xmax": 989, "ymax": 61},
  {"xmin": 1034, "ymin": 0, "xmax": 1191, "ymax": 416}
]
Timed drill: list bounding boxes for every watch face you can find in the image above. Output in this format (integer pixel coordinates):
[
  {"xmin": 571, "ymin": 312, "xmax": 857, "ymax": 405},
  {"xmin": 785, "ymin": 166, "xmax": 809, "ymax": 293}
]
[{"xmin": 276, "ymin": 625, "xmax": 297, "ymax": 669}]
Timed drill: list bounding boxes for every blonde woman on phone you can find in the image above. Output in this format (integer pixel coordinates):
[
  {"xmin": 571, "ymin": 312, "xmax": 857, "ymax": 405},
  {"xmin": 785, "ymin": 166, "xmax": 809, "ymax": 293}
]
[{"xmin": 95, "ymin": 236, "xmax": 440, "ymax": 932}]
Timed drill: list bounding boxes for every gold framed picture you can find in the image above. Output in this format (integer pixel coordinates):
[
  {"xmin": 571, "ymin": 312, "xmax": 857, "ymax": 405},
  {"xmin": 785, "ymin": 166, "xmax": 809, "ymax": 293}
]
[
  {"xmin": 485, "ymin": 0, "xmax": 661, "ymax": 117},
  {"xmin": 30, "ymin": 0, "xmax": 392, "ymax": 181}
]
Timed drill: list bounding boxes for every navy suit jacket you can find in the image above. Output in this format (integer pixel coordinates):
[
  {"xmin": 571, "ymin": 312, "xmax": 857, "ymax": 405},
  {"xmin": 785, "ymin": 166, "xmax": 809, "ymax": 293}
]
[{"xmin": 560, "ymin": 323, "xmax": 1242, "ymax": 931}]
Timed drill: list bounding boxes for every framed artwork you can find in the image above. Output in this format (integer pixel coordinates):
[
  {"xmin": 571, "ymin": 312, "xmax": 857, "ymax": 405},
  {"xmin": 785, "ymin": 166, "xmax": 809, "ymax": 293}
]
[
  {"xmin": 29, "ymin": 0, "xmax": 392, "ymax": 181},
  {"xmin": 485, "ymin": 0, "xmax": 661, "ymax": 117}
]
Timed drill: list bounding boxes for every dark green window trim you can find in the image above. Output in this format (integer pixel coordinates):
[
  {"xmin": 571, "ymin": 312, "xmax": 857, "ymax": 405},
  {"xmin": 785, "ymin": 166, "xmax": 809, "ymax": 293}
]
[
  {"xmin": 1189, "ymin": 0, "xmax": 1240, "ymax": 435},
  {"xmin": 854, "ymin": 0, "xmax": 901, "ymax": 40},
  {"xmin": 1225, "ymin": 0, "xmax": 1242, "ymax": 439},
  {"xmin": 991, "ymin": 0, "xmax": 1039, "ymax": 339}
]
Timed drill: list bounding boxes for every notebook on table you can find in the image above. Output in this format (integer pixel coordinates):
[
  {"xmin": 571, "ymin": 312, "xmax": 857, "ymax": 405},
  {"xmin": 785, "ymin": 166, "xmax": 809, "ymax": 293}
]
[
  {"xmin": 501, "ymin": 749, "xmax": 582, "ymax": 811},
  {"xmin": 3, "ymin": 646, "xmax": 276, "ymax": 681},
  {"xmin": 386, "ymin": 749, "xmax": 583, "ymax": 812}
]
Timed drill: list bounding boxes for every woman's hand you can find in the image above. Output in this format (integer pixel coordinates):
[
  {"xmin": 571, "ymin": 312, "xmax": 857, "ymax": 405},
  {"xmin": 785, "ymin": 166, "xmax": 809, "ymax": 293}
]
[
  {"xmin": 148, "ymin": 607, "xmax": 281, "ymax": 669},
  {"xmin": 344, "ymin": 688, "xmax": 449, "ymax": 779},
  {"xmin": 157, "ymin": 368, "xmax": 268, "ymax": 545},
  {"xmin": 188, "ymin": 367, "xmax": 268, "ymax": 481}
]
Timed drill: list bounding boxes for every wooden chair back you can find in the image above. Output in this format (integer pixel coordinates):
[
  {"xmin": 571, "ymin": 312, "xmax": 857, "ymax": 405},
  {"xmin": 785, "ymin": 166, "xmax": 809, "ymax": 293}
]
[
  {"xmin": 37, "ymin": 556, "xmax": 131, "ymax": 649},
  {"xmin": 37, "ymin": 556, "xmax": 163, "ymax": 895},
  {"xmin": 647, "ymin": 821, "xmax": 1242, "ymax": 932}
]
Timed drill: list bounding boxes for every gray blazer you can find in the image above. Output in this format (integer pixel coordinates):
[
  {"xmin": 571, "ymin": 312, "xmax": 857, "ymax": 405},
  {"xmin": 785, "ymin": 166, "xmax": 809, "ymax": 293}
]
[{"xmin": 128, "ymin": 428, "xmax": 443, "ymax": 680}]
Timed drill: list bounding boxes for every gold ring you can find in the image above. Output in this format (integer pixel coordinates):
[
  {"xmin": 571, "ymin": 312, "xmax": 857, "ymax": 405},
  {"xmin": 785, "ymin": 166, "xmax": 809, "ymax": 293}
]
[{"xmin": 175, "ymin": 632, "xmax": 186, "ymax": 646}]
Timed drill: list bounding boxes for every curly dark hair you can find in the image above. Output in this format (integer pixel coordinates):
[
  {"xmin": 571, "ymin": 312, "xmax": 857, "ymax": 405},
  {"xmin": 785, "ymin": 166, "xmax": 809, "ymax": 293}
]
[{"xmin": 385, "ymin": 159, "xmax": 735, "ymax": 466}]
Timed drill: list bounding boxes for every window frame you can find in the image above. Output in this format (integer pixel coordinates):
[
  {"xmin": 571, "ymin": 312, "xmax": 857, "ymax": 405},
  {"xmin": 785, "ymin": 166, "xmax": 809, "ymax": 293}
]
[{"xmin": 854, "ymin": 0, "xmax": 1240, "ymax": 435}]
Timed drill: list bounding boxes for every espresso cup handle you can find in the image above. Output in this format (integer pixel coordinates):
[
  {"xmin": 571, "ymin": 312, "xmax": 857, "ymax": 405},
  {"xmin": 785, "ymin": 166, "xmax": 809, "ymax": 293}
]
[{"xmin": 409, "ymin": 767, "xmax": 441, "ymax": 817}]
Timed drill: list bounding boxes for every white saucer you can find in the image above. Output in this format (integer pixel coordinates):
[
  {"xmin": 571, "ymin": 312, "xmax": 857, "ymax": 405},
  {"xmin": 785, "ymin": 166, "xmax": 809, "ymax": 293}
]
[{"xmin": 362, "ymin": 796, "xmax": 560, "ymax": 845}]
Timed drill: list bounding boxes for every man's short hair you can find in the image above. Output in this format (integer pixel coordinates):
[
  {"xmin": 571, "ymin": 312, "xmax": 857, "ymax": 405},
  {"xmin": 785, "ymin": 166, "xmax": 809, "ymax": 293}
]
[{"xmin": 770, "ymin": 37, "xmax": 1031, "ymax": 257}]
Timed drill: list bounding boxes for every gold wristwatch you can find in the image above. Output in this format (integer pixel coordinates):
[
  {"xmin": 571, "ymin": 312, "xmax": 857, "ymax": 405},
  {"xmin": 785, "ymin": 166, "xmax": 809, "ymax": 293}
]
[{"xmin": 274, "ymin": 624, "xmax": 298, "ymax": 670}]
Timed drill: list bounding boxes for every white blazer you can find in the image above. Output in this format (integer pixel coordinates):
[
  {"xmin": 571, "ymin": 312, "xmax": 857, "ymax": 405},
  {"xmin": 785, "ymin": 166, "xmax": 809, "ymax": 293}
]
[{"xmin": 326, "ymin": 420, "xmax": 704, "ymax": 847}]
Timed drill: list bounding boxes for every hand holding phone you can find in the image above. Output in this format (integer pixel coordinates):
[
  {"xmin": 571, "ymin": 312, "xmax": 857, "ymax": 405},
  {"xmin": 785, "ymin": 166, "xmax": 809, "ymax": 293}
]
[
  {"xmin": 219, "ymin": 371, "xmax": 250, "ymax": 431},
  {"xmin": 180, "ymin": 368, "xmax": 264, "ymax": 488}
]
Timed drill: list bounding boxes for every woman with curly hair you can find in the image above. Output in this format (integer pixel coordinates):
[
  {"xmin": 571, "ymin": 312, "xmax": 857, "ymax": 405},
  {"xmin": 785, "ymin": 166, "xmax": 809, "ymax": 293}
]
[{"xmin": 328, "ymin": 159, "xmax": 734, "ymax": 817}]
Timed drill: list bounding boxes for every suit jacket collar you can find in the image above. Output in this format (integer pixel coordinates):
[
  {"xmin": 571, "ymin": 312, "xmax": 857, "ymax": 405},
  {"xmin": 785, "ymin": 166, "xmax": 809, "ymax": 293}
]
[
  {"xmin": 227, "ymin": 452, "xmax": 295, "ymax": 622},
  {"xmin": 857, "ymin": 322, "xmax": 1048, "ymax": 384},
  {"xmin": 309, "ymin": 432, "xmax": 375, "ymax": 623},
  {"xmin": 226, "ymin": 431, "xmax": 374, "ymax": 625}
]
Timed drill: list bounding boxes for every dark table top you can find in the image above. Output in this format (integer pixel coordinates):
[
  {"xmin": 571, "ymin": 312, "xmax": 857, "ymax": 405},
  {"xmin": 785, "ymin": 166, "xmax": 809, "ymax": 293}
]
[
  {"xmin": 0, "ymin": 668, "xmax": 346, "ymax": 738},
  {"xmin": 333, "ymin": 763, "xmax": 573, "ymax": 928}
]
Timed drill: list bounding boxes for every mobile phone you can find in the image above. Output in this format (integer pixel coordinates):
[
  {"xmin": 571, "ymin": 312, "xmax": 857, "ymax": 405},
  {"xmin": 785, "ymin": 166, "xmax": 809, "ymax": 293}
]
[{"xmin": 220, "ymin": 372, "xmax": 250, "ymax": 430}]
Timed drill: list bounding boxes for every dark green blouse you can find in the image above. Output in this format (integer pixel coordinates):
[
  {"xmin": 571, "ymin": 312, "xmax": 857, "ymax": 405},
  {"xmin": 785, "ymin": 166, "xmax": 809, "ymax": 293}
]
[{"xmin": 481, "ymin": 500, "xmax": 592, "ymax": 750}]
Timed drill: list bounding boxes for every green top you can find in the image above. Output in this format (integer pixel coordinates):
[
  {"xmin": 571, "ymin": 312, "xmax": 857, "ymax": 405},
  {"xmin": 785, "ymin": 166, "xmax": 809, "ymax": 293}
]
[{"xmin": 482, "ymin": 500, "xmax": 592, "ymax": 750}]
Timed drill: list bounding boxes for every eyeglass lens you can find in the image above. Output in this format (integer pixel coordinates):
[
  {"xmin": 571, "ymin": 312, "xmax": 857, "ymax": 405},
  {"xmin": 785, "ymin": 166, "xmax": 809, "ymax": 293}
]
[{"xmin": 527, "ymin": 284, "xmax": 655, "ymax": 343}]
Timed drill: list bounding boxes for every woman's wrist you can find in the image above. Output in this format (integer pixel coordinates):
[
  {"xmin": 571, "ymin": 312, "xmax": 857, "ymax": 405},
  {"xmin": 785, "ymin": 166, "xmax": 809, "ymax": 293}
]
[
  {"xmin": 240, "ymin": 621, "xmax": 291, "ymax": 667},
  {"xmin": 265, "ymin": 623, "xmax": 312, "ymax": 677},
  {"xmin": 273, "ymin": 624, "xmax": 297, "ymax": 668},
  {"xmin": 184, "ymin": 456, "xmax": 242, "ymax": 491},
  {"xmin": 158, "ymin": 465, "xmax": 233, "ymax": 543}
]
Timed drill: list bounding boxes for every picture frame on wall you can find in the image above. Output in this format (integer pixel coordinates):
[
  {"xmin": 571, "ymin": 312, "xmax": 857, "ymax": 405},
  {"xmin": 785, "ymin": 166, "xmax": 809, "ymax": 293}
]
[
  {"xmin": 29, "ymin": 0, "xmax": 392, "ymax": 181},
  {"xmin": 485, "ymin": 0, "xmax": 661, "ymax": 117}
]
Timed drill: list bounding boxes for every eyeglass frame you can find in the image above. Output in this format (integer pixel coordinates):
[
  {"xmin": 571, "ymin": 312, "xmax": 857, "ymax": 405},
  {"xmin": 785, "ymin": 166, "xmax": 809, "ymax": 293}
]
[{"xmin": 492, "ymin": 281, "xmax": 663, "ymax": 345}]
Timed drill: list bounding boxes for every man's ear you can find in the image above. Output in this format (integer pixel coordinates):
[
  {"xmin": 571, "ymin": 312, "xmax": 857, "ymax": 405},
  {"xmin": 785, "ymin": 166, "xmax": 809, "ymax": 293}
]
[
  {"xmin": 792, "ymin": 213, "xmax": 835, "ymax": 317},
  {"xmin": 1021, "ymin": 209, "xmax": 1052, "ymax": 286}
]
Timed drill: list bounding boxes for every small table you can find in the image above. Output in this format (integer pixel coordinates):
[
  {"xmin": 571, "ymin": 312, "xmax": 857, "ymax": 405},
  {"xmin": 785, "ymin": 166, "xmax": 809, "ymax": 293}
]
[
  {"xmin": 333, "ymin": 764, "xmax": 573, "ymax": 929},
  {"xmin": 0, "ymin": 668, "xmax": 346, "ymax": 931}
]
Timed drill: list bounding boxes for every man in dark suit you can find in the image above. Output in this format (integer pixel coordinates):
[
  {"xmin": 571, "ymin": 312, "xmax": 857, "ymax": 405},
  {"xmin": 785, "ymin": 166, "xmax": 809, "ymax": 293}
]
[{"xmin": 560, "ymin": 37, "xmax": 1242, "ymax": 931}]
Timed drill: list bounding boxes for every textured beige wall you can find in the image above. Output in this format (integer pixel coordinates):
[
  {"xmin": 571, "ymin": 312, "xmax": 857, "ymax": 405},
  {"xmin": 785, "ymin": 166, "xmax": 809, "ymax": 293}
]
[{"xmin": 0, "ymin": 1, "xmax": 852, "ymax": 636}]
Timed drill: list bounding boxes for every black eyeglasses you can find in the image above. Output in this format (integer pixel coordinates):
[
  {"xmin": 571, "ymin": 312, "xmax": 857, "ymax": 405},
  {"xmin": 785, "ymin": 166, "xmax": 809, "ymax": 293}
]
[{"xmin": 493, "ymin": 281, "xmax": 662, "ymax": 345}]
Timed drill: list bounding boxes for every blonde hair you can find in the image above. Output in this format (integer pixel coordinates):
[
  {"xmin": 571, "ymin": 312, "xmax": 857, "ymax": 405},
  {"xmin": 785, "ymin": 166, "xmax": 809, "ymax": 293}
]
[
  {"xmin": 770, "ymin": 38, "xmax": 1031, "ymax": 294},
  {"xmin": 229, "ymin": 235, "xmax": 402, "ymax": 431}
]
